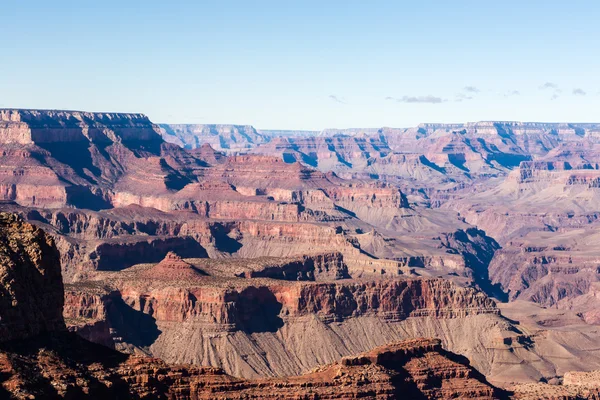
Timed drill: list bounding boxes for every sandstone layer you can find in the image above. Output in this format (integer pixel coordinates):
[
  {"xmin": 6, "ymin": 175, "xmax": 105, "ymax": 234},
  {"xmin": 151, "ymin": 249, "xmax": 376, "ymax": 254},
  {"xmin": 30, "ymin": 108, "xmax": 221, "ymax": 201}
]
[
  {"xmin": 5, "ymin": 109, "xmax": 600, "ymax": 398},
  {"xmin": 0, "ymin": 212, "xmax": 505, "ymax": 399}
]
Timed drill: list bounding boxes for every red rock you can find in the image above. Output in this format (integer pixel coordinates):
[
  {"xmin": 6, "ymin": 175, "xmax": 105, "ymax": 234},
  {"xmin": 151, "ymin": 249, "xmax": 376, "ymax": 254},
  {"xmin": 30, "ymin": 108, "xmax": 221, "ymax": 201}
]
[
  {"xmin": 0, "ymin": 213, "xmax": 65, "ymax": 342},
  {"xmin": 0, "ymin": 213, "xmax": 503, "ymax": 399},
  {"xmin": 6, "ymin": 109, "xmax": 600, "ymax": 396},
  {"xmin": 142, "ymin": 251, "xmax": 208, "ymax": 280}
]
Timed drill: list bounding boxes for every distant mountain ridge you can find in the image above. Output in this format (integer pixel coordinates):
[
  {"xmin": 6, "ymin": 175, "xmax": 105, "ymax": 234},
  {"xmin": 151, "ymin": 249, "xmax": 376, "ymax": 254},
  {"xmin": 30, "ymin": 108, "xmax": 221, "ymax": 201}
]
[
  {"xmin": 157, "ymin": 120, "xmax": 600, "ymax": 189},
  {"xmin": 159, "ymin": 123, "xmax": 268, "ymax": 150},
  {"xmin": 159, "ymin": 121, "xmax": 600, "ymax": 151}
]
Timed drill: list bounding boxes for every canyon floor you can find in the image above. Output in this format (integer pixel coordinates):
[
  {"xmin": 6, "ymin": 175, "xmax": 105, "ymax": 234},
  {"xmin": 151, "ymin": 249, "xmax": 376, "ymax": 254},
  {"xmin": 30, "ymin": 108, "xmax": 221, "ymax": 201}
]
[{"xmin": 2, "ymin": 110, "xmax": 600, "ymax": 398}]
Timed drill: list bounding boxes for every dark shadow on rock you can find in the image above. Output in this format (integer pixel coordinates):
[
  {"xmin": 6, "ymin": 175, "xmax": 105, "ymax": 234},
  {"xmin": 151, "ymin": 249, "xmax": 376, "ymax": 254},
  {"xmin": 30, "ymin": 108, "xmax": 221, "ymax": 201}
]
[
  {"xmin": 300, "ymin": 153, "xmax": 318, "ymax": 167},
  {"xmin": 37, "ymin": 142, "xmax": 103, "ymax": 185},
  {"xmin": 0, "ymin": 332, "xmax": 159, "ymax": 399},
  {"xmin": 0, "ymin": 383, "xmax": 13, "ymax": 400},
  {"xmin": 490, "ymin": 153, "xmax": 531, "ymax": 169},
  {"xmin": 438, "ymin": 348, "xmax": 491, "ymax": 383},
  {"xmin": 236, "ymin": 287, "xmax": 284, "ymax": 334},
  {"xmin": 390, "ymin": 371, "xmax": 427, "ymax": 400},
  {"xmin": 464, "ymin": 251, "xmax": 508, "ymax": 302},
  {"xmin": 282, "ymin": 152, "xmax": 298, "ymax": 164},
  {"xmin": 93, "ymin": 237, "xmax": 208, "ymax": 271},
  {"xmin": 335, "ymin": 153, "xmax": 352, "ymax": 168},
  {"xmin": 464, "ymin": 254, "xmax": 508, "ymax": 303},
  {"xmin": 65, "ymin": 185, "xmax": 113, "ymax": 211},
  {"xmin": 0, "ymin": 354, "xmax": 61, "ymax": 399},
  {"xmin": 453, "ymin": 228, "xmax": 509, "ymax": 302},
  {"xmin": 383, "ymin": 346, "xmax": 509, "ymax": 400},
  {"xmin": 106, "ymin": 295, "xmax": 162, "ymax": 349},
  {"xmin": 334, "ymin": 205, "xmax": 358, "ymax": 219},
  {"xmin": 122, "ymin": 139, "xmax": 162, "ymax": 156},
  {"xmin": 447, "ymin": 154, "xmax": 469, "ymax": 172},
  {"xmin": 418, "ymin": 155, "xmax": 447, "ymax": 174},
  {"xmin": 437, "ymin": 348, "xmax": 512, "ymax": 399},
  {"xmin": 210, "ymin": 224, "xmax": 243, "ymax": 254},
  {"xmin": 160, "ymin": 159, "xmax": 192, "ymax": 191}
]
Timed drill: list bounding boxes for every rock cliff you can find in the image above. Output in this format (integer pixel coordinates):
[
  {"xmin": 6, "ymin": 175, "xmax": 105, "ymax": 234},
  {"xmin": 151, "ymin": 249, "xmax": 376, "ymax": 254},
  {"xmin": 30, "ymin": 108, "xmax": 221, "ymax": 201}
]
[
  {"xmin": 0, "ymin": 212, "xmax": 504, "ymax": 399},
  {"xmin": 0, "ymin": 213, "xmax": 65, "ymax": 341},
  {"xmin": 63, "ymin": 253, "xmax": 582, "ymax": 386},
  {"xmin": 6, "ymin": 109, "xmax": 600, "ymax": 397},
  {"xmin": 159, "ymin": 124, "xmax": 268, "ymax": 151},
  {"xmin": 0, "ymin": 109, "xmax": 163, "ymax": 145}
]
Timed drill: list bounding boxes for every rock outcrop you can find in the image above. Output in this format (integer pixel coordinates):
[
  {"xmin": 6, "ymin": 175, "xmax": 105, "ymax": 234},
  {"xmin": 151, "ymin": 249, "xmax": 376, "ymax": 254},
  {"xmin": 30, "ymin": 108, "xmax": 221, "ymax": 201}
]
[
  {"xmin": 6, "ymin": 109, "xmax": 600, "ymax": 396},
  {"xmin": 0, "ymin": 213, "xmax": 65, "ymax": 341},
  {"xmin": 64, "ymin": 255, "xmax": 584, "ymax": 387},
  {"xmin": 0, "ymin": 109, "xmax": 164, "ymax": 145},
  {"xmin": 0, "ymin": 212, "xmax": 504, "ymax": 399},
  {"xmin": 0, "ymin": 110, "xmax": 503, "ymax": 303},
  {"xmin": 1, "ymin": 335, "xmax": 504, "ymax": 399}
]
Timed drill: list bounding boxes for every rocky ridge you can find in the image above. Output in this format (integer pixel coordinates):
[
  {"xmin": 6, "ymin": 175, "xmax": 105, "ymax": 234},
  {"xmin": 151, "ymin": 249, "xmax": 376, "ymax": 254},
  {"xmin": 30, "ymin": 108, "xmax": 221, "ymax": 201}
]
[
  {"xmin": 0, "ymin": 213, "xmax": 65, "ymax": 342},
  {"xmin": 0, "ymin": 212, "xmax": 505, "ymax": 399},
  {"xmin": 5, "ymin": 109, "xmax": 600, "ymax": 397}
]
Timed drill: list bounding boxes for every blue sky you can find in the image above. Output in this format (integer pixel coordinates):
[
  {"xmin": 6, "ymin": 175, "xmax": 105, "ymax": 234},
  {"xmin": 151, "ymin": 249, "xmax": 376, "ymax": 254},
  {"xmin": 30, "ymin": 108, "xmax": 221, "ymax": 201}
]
[{"xmin": 1, "ymin": 0, "xmax": 599, "ymax": 129}]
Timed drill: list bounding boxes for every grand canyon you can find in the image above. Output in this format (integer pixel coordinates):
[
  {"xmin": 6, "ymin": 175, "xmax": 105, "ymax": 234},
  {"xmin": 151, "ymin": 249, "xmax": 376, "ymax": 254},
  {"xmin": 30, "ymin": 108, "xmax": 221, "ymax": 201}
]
[{"xmin": 1, "ymin": 109, "xmax": 600, "ymax": 399}]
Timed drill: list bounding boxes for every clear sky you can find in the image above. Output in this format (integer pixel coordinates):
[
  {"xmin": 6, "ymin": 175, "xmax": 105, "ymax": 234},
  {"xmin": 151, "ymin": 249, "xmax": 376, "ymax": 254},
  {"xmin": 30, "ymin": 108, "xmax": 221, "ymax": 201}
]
[{"xmin": 1, "ymin": 0, "xmax": 599, "ymax": 129}]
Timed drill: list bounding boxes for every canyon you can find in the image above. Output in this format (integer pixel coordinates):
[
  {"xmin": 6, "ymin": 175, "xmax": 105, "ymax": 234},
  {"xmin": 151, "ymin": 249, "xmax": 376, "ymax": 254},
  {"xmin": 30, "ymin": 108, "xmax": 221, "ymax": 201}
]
[
  {"xmin": 2, "ymin": 109, "xmax": 600, "ymax": 398},
  {"xmin": 0, "ymin": 213, "xmax": 504, "ymax": 399}
]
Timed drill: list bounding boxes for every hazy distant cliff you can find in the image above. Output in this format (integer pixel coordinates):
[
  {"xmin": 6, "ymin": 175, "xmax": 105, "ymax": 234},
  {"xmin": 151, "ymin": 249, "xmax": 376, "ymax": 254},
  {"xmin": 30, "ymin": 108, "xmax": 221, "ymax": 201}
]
[{"xmin": 159, "ymin": 123, "xmax": 268, "ymax": 151}]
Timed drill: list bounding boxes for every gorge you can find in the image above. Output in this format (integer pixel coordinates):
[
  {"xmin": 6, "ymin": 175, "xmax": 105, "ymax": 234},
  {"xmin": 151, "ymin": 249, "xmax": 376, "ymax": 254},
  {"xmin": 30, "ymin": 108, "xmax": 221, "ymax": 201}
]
[{"xmin": 2, "ymin": 109, "xmax": 600, "ymax": 398}]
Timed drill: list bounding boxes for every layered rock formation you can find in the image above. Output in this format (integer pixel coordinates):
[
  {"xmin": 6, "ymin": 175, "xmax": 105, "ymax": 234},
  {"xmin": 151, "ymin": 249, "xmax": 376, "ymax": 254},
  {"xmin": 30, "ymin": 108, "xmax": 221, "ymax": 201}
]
[
  {"xmin": 6, "ymin": 109, "xmax": 600, "ymax": 397},
  {"xmin": 441, "ymin": 146, "xmax": 600, "ymax": 321},
  {"xmin": 0, "ymin": 109, "xmax": 163, "ymax": 145},
  {"xmin": 0, "ymin": 213, "xmax": 65, "ymax": 341},
  {"xmin": 2, "ymin": 335, "xmax": 503, "ymax": 399},
  {"xmin": 159, "ymin": 124, "xmax": 268, "ymax": 151},
  {"xmin": 0, "ymin": 109, "xmax": 184, "ymax": 209},
  {"xmin": 0, "ymin": 212, "xmax": 505, "ymax": 399},
  {"xmin": 64, "ymin": 254, "xmax": 502, "ymax": 374},
  {"xmin": 162, "ymin": 121, "xmax": 600, "ymax": 191},
  {"xmin": 62, "ymin": 251, "xmax": 600, "ymax": 389}
]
